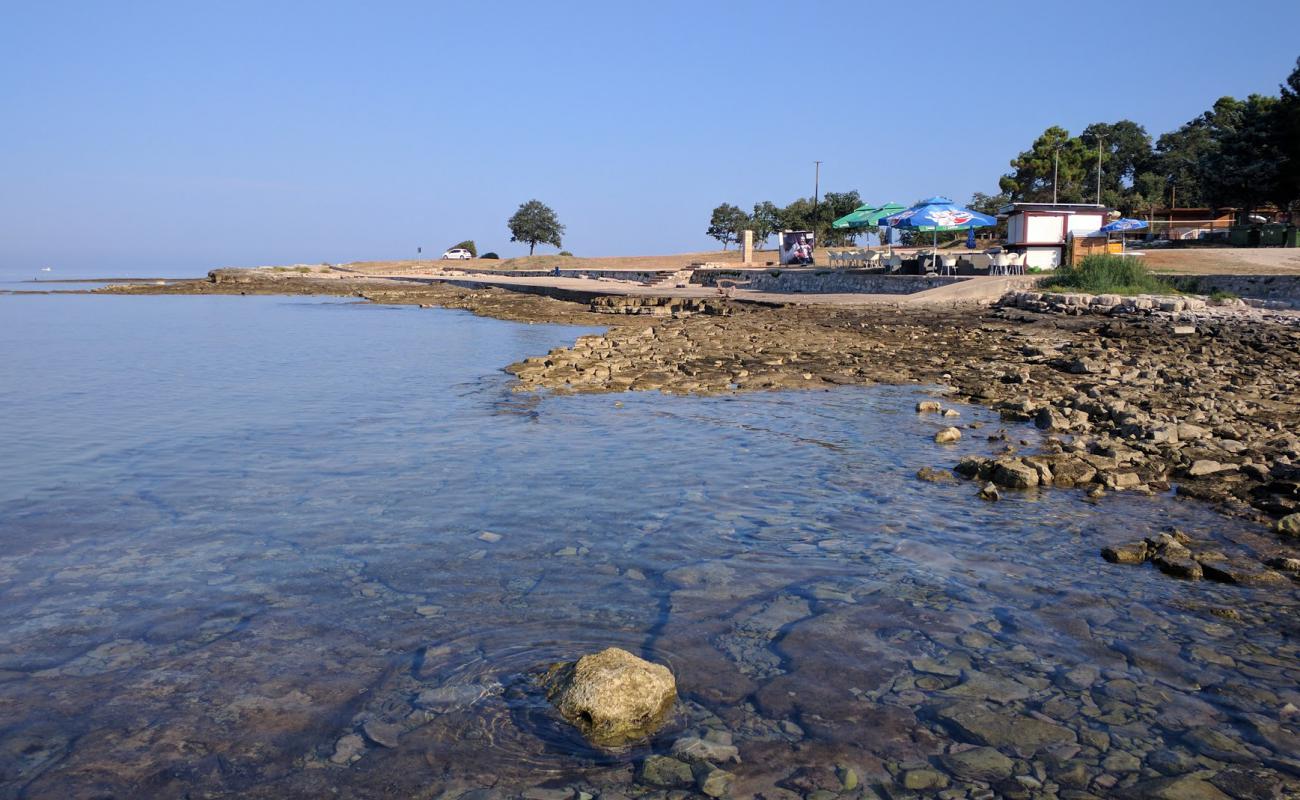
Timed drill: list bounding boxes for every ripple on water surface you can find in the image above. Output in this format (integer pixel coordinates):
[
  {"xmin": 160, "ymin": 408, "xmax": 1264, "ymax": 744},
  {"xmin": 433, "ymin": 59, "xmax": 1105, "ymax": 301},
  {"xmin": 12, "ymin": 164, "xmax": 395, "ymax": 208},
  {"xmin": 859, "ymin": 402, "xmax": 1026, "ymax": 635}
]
[{"xmin": 0, "ymin": 295, "xmax": 1297, "ymax": 798}]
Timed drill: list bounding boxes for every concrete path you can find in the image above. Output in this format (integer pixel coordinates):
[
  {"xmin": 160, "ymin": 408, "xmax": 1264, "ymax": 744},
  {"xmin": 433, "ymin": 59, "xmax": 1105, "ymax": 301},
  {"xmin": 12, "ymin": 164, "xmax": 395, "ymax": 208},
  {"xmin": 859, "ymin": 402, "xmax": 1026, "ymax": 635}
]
[{"xmin": 365, "ymin": 271, "xmax": 1036, "ymax": 307}]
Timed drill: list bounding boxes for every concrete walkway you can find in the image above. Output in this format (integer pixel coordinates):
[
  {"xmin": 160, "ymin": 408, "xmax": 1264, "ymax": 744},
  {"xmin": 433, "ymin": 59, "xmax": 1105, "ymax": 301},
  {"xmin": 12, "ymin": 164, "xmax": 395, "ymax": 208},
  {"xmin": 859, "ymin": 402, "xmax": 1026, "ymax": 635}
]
[{"xmin": 365, "ymin": 271, "xmax": 1037, "ymax": 307}]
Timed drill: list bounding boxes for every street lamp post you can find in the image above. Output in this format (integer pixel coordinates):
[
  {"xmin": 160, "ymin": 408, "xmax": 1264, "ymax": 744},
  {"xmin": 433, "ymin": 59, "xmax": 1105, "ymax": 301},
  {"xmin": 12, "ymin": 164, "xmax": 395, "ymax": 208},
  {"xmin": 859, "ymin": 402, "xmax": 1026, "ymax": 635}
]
[{"xmin": 813, "ymin": 160, "xmax": 822, "ymax": 231}]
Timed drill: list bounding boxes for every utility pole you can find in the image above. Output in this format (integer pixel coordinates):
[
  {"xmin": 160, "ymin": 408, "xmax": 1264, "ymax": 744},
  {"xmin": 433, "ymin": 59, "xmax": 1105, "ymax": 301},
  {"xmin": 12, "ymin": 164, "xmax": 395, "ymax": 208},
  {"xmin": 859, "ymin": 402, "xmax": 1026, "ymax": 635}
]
[
  {"xmin": 1053, "ymin": 147, "xmax": 1061, "ymax": 205},
  {"xmin": 812, "ymin": 160, "xmax": 822, "ymax": 232},
  {"xmin": 1095, "ymin": 136, "xmax": 1104, "ymax": 205}
]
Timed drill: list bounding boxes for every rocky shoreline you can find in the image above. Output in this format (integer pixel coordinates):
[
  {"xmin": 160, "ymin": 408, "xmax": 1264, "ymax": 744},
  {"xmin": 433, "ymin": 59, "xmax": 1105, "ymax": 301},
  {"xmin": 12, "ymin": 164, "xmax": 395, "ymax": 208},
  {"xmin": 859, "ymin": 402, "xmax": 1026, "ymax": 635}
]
[
  {"xmin": 31, "ymin": 270, "xmax": 1300, "ymax": 798},
  {"xmin": 101, "ymin": 271, "xmax": 1300, "ymax": 534}
]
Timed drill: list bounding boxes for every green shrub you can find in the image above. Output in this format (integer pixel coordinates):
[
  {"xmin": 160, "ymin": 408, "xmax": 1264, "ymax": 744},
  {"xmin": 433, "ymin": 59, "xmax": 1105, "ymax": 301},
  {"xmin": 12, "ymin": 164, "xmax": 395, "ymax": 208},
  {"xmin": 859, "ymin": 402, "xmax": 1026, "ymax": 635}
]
[
  {"xmin": 480, "ymin": 252, "xmax": 500, "ymax": 260},
  {"xmin": 1209, "ymin": 289, "xmax": 1238, "ymax": 301},
  {"xmin": 1041, "ymin": 255, "xmax": 1174, "ymax": 295},
  {"xmin": 449, "ymin": 240, "xmax": 477, "ymax": 257},
  {"xmin": 558, "ymin": 250, "xmax": 574, "ymax": 257}
]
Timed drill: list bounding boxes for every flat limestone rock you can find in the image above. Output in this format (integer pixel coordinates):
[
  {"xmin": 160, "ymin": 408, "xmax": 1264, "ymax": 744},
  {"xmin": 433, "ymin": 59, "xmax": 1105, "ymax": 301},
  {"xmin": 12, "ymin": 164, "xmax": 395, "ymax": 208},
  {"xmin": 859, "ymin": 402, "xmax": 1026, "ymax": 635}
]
[
  {"xmin": 543, "ymin": 647, "xmax": 676, "ymax": 748},
  {"xmin": 939, "ymin": 746, "xmax": 1015, "ymax": 782},
  {"xmin": 1126, "ymin": 773, "xmax": 1232, "ymax": 800},
  {"xmin": 941, "ymin": 670, "xmax": 1033, "ymax": 704},
  {"xmin": 936, "ymin": 703, "xmax": 1075, "ymax": 755}
]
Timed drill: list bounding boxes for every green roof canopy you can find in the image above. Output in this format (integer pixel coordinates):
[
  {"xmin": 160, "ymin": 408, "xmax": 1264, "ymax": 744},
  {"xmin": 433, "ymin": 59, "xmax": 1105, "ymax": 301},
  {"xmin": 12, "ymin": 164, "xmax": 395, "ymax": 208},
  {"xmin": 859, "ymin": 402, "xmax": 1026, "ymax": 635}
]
[{"xmin": 831, "ymin": 202, "xmax": 908, "ymax": 229}]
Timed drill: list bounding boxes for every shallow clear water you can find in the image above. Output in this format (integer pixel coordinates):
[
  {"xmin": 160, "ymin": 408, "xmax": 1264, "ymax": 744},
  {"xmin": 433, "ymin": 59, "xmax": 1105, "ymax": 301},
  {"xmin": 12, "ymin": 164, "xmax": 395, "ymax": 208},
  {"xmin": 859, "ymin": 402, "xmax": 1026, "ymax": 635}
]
[{"xmin": 0, "ymin": 295, "xmax": 1296, "ymax": 798}]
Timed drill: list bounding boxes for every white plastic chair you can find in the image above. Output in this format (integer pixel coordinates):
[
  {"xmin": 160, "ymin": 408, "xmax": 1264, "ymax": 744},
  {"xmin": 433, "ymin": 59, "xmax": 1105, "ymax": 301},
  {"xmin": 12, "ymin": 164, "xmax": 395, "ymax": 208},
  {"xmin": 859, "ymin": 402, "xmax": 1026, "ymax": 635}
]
[
  {"xmin": 1007, "ymin": 253, "xmax": 1025, "ymax": 275},
  {"xmin": 886, "ymin": 254, "xmax": 904, "ymax": 272},
  {"xmin": 990, "ymin": 253, "xmax": 1008, "ymax": 275},
  {"xmin": 939, "ymin": 255, "xmax": 958, "ymax": 276},
  {"xmin": 864, "ymin": 251, "xmax": 882, "ymax": 269}
]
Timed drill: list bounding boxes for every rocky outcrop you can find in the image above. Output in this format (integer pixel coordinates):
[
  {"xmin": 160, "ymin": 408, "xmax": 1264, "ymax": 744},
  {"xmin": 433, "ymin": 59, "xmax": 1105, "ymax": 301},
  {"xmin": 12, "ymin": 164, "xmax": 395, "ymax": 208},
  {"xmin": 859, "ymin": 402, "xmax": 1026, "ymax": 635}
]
[{"xmin": 542, "ymin": 647, "xmax": 676, "ymax": 748}]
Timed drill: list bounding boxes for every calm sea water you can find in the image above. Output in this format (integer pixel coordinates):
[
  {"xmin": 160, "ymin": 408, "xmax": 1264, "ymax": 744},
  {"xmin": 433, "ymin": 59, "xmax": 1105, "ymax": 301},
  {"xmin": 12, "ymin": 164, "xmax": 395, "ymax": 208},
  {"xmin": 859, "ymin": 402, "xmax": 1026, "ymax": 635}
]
[{"xmin": 0, "ymin": 295, "xmax": 1296, "ymax": 798}]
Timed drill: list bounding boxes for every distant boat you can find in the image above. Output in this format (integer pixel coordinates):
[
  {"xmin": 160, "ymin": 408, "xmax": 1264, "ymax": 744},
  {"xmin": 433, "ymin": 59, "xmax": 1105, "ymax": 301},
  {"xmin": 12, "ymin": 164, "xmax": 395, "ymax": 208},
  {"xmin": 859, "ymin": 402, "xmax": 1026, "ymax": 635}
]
[{"xmin": 40, "ymin": 267, "xmax": 52, "ymax": 272}]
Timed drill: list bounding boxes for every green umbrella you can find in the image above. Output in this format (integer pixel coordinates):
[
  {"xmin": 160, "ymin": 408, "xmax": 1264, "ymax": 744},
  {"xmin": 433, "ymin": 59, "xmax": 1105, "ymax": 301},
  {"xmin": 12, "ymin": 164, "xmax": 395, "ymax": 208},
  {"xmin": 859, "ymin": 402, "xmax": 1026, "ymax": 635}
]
[{"xmin": 832, "ymin": 202, "xmax": 907, "ymax": 229}]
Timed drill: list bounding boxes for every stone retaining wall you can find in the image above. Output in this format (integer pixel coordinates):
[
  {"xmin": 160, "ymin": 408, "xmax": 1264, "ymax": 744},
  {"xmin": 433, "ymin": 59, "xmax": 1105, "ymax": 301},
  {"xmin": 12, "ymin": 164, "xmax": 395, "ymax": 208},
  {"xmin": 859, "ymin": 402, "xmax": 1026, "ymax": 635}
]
[
  {"xmin": 691, "ymin": 269, "xmax": 967, "ymax": 295},
  {"xmin": 1165, "ymin": 274, "xmax": 1300, "ymax": 308},
  {"xmin": 1003, "ymin": 290, "xmax": 1212, "ymax": 316},
  {"xmin": 455, "ymin": 268, "xmax": 669, "ymax": 283}
]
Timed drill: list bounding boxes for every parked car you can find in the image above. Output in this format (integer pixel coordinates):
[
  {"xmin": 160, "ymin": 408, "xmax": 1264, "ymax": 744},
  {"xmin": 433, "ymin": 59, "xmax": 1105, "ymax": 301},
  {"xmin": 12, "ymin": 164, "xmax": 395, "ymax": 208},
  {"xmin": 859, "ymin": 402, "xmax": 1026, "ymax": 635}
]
[{"xmin": 441, "ymin": 248, "xmax": 473, "ymax": 260}]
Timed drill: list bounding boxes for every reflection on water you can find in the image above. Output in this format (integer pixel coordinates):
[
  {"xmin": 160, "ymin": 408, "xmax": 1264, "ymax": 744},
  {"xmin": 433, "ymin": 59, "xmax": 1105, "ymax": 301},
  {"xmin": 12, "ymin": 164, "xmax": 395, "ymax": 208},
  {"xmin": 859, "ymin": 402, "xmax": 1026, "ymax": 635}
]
[{"xmin": 0, "ymin": 296, "xmax": 1296, "ymax": 798}]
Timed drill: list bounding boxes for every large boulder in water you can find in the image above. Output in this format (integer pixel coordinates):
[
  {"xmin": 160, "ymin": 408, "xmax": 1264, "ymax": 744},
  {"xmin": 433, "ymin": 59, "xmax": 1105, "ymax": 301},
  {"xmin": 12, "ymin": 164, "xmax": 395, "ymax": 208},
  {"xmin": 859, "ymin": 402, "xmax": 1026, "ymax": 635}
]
[{"xmin": 543, "ymin": 647, "xmax": 676, "ymax": 747}]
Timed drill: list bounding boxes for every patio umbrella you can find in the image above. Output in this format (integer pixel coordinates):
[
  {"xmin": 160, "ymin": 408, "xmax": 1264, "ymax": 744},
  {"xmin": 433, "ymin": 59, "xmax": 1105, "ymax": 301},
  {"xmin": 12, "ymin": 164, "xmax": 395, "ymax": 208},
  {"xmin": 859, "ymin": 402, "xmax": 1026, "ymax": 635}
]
[
  {"xmin": 832, "ymin": 202, "xmax": 907, "ymax": 254},
  {"xmin": 882, "ymin": 196, "xmax": 997, "ymax": 258},
  {"xmin": 832, "ymin": 202, "xmax": 908, "ymax": 229},
  {"xmin": 1099, "ymin": 217, "xmax": 1148, "ymax": 253}
]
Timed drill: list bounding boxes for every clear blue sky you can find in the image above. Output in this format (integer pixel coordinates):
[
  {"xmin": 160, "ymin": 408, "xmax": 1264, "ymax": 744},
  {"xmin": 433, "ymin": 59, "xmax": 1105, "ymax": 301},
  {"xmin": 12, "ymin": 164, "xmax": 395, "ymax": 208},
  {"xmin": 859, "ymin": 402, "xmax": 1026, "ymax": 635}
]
[{"xmin": 2, "ymin": 0, "xmax": 1297, "ymax": 275}]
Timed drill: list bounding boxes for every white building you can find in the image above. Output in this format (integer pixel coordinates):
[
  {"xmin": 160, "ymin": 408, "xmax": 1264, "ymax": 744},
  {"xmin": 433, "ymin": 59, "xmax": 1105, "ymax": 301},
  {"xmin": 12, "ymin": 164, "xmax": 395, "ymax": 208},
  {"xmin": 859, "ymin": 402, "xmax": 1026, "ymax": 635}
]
[{"xmin": 998, "ymin": 203, "xmax": 1109, "ymax": 269}]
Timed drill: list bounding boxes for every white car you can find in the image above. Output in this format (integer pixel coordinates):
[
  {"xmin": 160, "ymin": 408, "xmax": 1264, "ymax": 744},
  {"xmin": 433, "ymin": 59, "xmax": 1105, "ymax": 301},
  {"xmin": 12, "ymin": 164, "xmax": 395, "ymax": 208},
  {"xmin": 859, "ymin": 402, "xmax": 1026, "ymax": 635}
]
[{"xmin": 441, "ymin": 248, "xmax": 473, "ymax": 260}]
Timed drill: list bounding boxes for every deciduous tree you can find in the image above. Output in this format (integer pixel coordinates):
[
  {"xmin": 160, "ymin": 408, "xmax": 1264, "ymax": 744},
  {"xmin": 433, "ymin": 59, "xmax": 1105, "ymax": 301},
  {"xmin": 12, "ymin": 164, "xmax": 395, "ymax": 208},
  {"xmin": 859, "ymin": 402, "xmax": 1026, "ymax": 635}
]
[
  {"xmin": 706, "ymin": 203, "xmax": 750, "ymax": 249},
  {"xmin": 507, "ymin": 200, "xmax": 565, "ymax": 256}
]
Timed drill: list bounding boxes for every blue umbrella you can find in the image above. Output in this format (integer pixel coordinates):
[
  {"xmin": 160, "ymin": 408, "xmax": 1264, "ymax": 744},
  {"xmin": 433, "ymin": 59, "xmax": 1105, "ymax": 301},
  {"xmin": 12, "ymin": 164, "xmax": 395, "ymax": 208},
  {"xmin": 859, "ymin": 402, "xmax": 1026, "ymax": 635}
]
[
  {"xmin": 1100, "ymin": 218, "xmax": 1148, "ymax": 232},
  {"xmin": 1099, "ymin": 218, "xmax": 1148, "ymax": 253},
  {"xmin": 882, "ymin": 197, "xmax": 997, "ymax": 258}
]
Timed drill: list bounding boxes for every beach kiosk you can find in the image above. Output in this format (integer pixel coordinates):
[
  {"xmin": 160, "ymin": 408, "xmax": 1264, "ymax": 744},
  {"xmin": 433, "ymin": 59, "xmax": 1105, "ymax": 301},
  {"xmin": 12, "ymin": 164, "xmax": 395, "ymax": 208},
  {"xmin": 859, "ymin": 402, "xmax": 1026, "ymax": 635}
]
[{"xmin": 998, "ymin": 203, "xmax": 1108, "ymax": 269}]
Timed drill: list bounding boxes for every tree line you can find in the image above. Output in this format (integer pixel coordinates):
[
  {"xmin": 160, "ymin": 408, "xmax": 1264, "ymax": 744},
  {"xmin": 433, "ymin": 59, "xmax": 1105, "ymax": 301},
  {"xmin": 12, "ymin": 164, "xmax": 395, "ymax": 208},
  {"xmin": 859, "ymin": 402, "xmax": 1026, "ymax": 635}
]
[
  {"xmin": 707, "ymin": 55, "xmax": 1299, "ymax": 250},
  {"xmin": 707, "ymin": 192, "xmax": 867, "ymax": 250},
  {"xmin": 979, "ymin": 56, "xmax": 1300, "ymax": 218}
]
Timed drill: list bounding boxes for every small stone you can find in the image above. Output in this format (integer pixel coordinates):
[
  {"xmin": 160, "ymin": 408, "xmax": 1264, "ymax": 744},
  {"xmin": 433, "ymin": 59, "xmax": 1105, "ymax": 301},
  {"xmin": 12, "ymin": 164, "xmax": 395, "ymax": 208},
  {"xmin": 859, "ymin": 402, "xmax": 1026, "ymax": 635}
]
[
  {"xmin": 1152, "ymin": 554, "xmax": 1203, "ymax": 580},
  {"xmin": 1187, "ymin": 460, "xmax": 1234, "ymax": 477},
  {"xmin": 1172, "ymin": 325, "xmax": 1196, "ymax": 336},
  {"xmin": 992, "ymin": 459, "xmax": 1039, "ymax": 489},
  {"xmin": 903, "ymin": 769, "xmax": 949, "ymax": 791},
  {"xmin": 917, "ymin": 466, "xmax": 957, "ymax": 483},
  {"xmin": 415, "ymin": 605, "xmax": 443, "ymax": 617},
  {"xmin": 943, "ymin": 409, "xmax": 961, "ymax": 417},
  {"xmin": 477, "ymin": 531, "xmax": 503, "ymax": 543},
  {"xmin": 1276, "ymin": 513, "xmax": 1300, "ymax": 536},
  {"xmin": 1100, "ymin": 751, "xmax": 1140, "ymax": 773},
  {"xmin": 670, "ymin": 736, "xmax": 739, "ymax": 764},
  {"xmin": 836, "ymin": 765, "xmax": 859, "ymax": 791},
  {"xmin": 911, "ymin": 657, "xmax": 961, "ymax": 677},
  {"xmin": 1101, "ymin": 542, "xmax": 1148, "ymax": 565},
  {"xmin": 639, "ymin": 755, "xmax": 693, "ymax": 788},
  {"xmin": 934, "ymin": 427, "xmax": 962, "ymax": 444},
  {"xmin": 917, "ymin": 400, "xmax": 942, "ymax": 413},
  {"xmin": 361, "ymin": 719, "xmax": 402, "ymax": 748},
  {"xmin": 979, "ymin": 483, "xmax": 1000, "ymax": 501},
  {"xmin": 329, "ymin": 733, "xmax": 365, "ymax": 765},
  {"xmin": 692, "ymin": 763, "xmax": 734, "ymax": 798},
  {"xmin": 939, "ymin": 746, "xmax": 1014, "ymax": 782},
  {"xmin": 624, "ymin": 568, "xmax": 647, "ymax": 581}
]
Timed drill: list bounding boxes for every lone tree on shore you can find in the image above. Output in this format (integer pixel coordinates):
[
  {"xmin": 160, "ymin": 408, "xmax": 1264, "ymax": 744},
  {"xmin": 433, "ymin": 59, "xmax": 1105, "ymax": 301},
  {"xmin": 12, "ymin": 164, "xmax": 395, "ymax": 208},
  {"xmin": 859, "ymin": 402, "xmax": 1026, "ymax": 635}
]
[
  {"xmin": 508, "ymin": 200, "xmax": 565, "ymax": 255},
  {"xmin": 706, "ymin": 203, "xmax": 749, "ymax": 249}
]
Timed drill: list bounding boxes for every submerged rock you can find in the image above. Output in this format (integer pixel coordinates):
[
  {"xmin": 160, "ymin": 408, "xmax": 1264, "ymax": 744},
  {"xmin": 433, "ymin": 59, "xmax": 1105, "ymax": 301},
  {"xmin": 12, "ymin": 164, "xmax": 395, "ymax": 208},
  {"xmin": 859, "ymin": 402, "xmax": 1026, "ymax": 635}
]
[
  {"xmin": 638, "ymin": 754, "xmax": 693, "ymax": 787},
  {"xmin": 543, "ymin": 647, "xmax": 676, "ymax": 748},
  {"xmin": 1277, "ymin": 513, "xmax": 1300, "ymax": 536},
  {"xmin": 934, "ymin": 426, "xmax": 962, "ymax": 444},
  {"xmin": 940, "ymin": 746, "xmax": 1014, "ymax": 782}
]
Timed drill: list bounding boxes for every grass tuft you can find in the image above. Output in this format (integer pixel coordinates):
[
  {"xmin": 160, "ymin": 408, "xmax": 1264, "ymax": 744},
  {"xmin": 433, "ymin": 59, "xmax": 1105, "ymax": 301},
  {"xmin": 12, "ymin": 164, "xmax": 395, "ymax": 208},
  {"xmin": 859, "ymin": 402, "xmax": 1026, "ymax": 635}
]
[{"xmin": 1041, "ymin": 255, "xmax": 1175, "ymax": 295}]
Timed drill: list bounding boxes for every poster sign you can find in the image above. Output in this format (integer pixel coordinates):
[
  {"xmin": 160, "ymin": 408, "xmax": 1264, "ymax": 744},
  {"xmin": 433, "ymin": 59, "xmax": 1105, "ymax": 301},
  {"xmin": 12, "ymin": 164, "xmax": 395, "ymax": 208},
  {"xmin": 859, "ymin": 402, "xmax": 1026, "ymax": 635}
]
[{"xmin": 779, "ymin": 230, "xmax": 815, "ymax": 265}]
